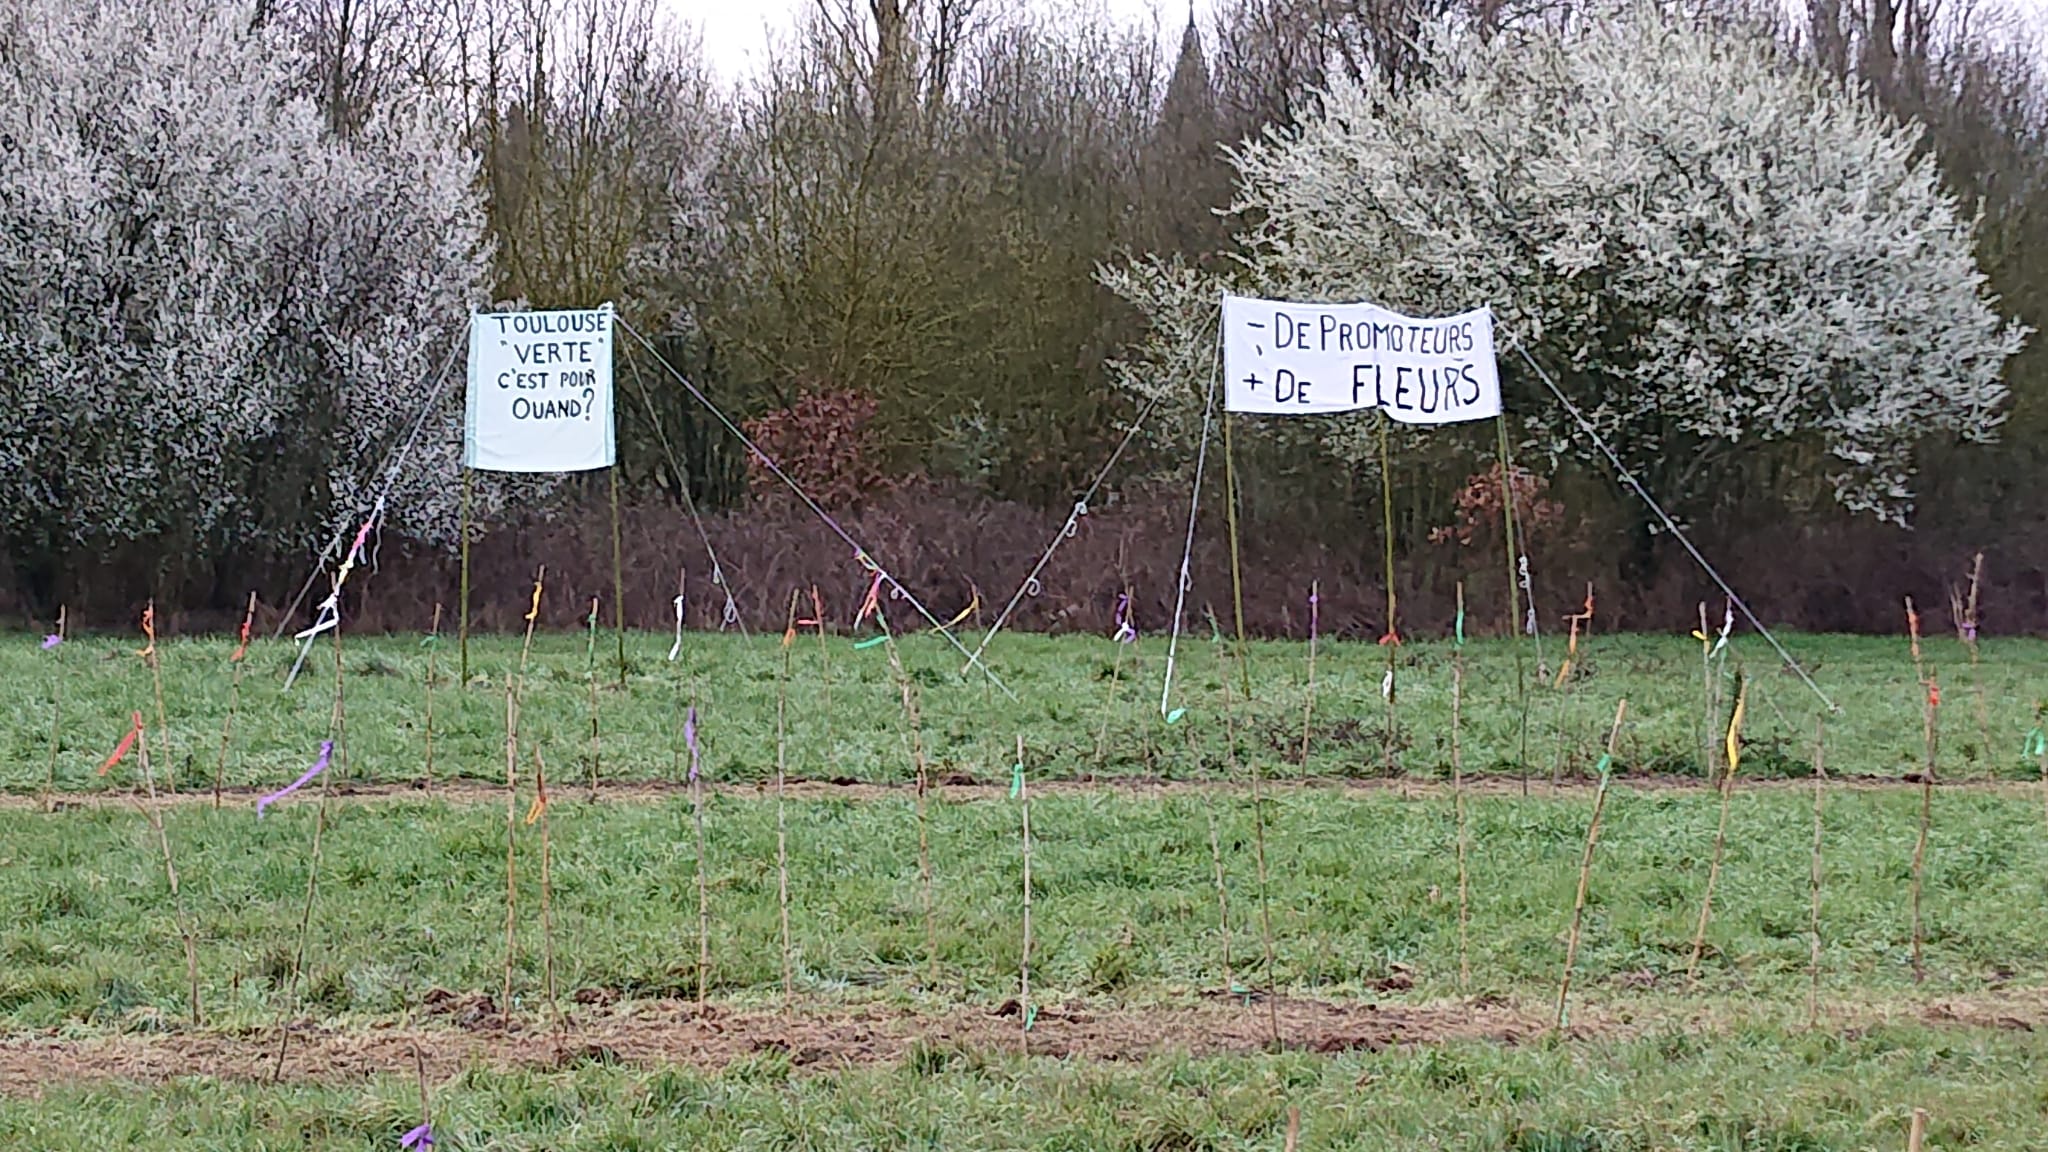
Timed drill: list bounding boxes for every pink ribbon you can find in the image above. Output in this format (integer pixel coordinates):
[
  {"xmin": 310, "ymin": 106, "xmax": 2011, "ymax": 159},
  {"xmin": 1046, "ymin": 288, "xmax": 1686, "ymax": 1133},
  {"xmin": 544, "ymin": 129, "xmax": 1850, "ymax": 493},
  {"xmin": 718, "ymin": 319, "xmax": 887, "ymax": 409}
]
[
  {"xmin": 257, "ymin": 741, "xmax": 333, "ymax": 817},
  {"xmin": 685, "ymin": 707, "xmax": 700, "ymax": 783}
]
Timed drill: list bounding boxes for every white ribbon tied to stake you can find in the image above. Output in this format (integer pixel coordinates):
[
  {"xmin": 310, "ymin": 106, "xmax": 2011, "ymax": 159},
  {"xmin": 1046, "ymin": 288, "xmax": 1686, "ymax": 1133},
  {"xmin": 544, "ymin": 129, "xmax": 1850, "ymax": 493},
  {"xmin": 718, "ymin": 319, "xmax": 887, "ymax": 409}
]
[{"xmin": 668, "ymin": 593, "xmax": 686, "ymax": 662}]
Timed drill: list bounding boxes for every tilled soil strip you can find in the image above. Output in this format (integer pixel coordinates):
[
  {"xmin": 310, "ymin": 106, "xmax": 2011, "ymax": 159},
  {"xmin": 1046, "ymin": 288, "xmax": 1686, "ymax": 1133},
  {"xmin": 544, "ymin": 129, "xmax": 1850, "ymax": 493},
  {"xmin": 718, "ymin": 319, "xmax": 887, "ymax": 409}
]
[
  {"xmin": 0, "ymin": 996, "xmax": 1539, "ymax": 1096},
  {"xmin": 9, "ymin": 772, "xmax": 2032, "ymax": 813},
  {"xmin": 3, "ymin": 989, "xmax": 2043, "ymax": 1096}
]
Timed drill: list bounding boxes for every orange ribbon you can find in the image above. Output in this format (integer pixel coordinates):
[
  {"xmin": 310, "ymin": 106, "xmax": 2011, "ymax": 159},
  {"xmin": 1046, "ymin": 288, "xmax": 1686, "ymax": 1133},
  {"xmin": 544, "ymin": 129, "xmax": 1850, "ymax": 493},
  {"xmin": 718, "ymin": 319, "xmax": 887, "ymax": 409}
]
[
  {"xmin": 231, "ymin": 604, "xmax": 255, "ymax": 662},
  {"xmin": 99, "ymin": 712, "xmax": 144, "ymax": 775},
  {"xmin": 136, "ymin": 603, "xmax": 157, "ymax": 660}
]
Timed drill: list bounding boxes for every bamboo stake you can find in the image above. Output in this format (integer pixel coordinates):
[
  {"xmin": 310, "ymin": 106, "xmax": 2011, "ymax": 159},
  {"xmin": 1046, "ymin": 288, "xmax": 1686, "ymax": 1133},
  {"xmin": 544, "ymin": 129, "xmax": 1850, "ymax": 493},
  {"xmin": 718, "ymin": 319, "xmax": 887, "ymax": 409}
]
[
  {"xmin": 877, "ymin": 606, "xmax": 939, "ymax": 989},
  {"xmin": 1017, "ymin": 733, "xmax": 1033, "ymax": 1056},
  {"xmin": 1094, "ymin": 589, "xmax": 1132, "ymax": 769},
  {"xmin": 1686, "ymin": 672, "xmax": 1747, "ymax": 983},
  {"xmin": 1912, "ymin": 673, "xmax": 1939, "ymax": 985},
  {"xmin": 1377, "ymin": 417, "xmax": 1400, "ymax": 778},
  {"xmin": 422, "ymin": 602, "xmax": 442, "ymax": 795},
  {"xmin": 1906, "ymin": 598, "xmax": 1937, "ymax": 984},
  {"xmin": 777, "ymin": 591, "xmax": 799, "ymax": 1011},
  {"xmin": 1452, "ymin": 584, "xmax": 1470, "ymax": 991},
  {"xmin": 42, "ymin": 606, "xmax": 67, "ymax": 813},
  {"xmin": 531, "ymin": 747, "xmax": 559, "ymax": 1042},
  {"xmin": 1963, "ymin": 553, "xmax": 1990, "ymax": 773},
  {"xmin": 457, "ymin": 468, "xmax": 473, "ymax": 683},
  {"xmin": 502, "ymin": 674, "xmax": 519, "ymax": 1019},
  {"xmin": 690, "ymin": 698, "xmax": 711, "ymax": 1012},
  {"xmin": 1557, "ymin": 698, "xmax": 1627, "ymax": 1031},
  {"xmin": 1908, "ymin": 1108, "xmax": 1928, "ymax": 1152},
  {"xmin": 1808, "ymin": 717, "xmax": 1827, "ymax": 1030},
  {"xmin": 585, "ymin": 596, "xmax": 602, "ymax": 801},
  {"xmin": 213, "ymin": 592, "xmax": 257, "ymax": 808},
  {"xmin": 142, "ymin": 599, "xmax": 174, "ymax": 791},
  {"xmin": 1495, "ymin": 422, "xmax": 1533, "ymax": 798},
  {"xmin": 1223, "ymin": 664, "xmax": 1280, "ymax": 1047},
  {"xmin": 272, "ymin": 613, "xmax": 344, "ymax": 1082},
  {"xmin": 1300, "ymin": 580, "xmax": 1320, "ymax": 766},
  {"xmin": 502, "ymin": 566, "xmax": 544, "ymax": 1019},
  {"xmin": 134, "ymin": 725, "xmax": 201, "ymax": 1025},
  {"xmin": 1189, "ymin": 723, "xmax": 1235, "ymax": 991}
]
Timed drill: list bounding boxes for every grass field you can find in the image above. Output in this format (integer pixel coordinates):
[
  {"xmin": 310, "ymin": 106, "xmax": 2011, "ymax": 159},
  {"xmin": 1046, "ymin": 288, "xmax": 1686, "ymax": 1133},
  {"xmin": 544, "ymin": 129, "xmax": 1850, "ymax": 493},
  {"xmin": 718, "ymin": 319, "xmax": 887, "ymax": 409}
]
[
  {"xmin": 5, "ymin": 627, "xmax": 2048, "ymax": 1148},
  {"xmin": 7, "ymin": 626, "xmax": 2048, "ymax": 792}
]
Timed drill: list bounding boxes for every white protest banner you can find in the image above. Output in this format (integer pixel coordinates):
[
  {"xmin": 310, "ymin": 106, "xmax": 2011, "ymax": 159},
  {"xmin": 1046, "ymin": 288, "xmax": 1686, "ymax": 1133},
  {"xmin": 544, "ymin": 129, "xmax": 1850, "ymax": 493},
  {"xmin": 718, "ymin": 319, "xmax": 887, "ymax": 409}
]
[
  {"xmin": 1222, "ymin": 295, "xmax": 1500, "ymax": 424},
  {"xmin": 464, "ymin": 306, "xmax": 616, "ymax": 472}
]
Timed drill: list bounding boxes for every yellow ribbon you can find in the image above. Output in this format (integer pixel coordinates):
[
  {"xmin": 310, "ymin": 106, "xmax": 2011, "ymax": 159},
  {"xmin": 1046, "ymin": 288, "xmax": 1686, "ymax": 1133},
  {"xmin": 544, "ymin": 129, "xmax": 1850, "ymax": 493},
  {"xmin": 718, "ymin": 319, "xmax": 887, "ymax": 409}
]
[
  {"xmin": 933, "ymin": 585, "xmax": 980, "ymax": 633},
  {"xmin": 1725, "ymin": 680, "xmax": 1747, "ymax": 775}
]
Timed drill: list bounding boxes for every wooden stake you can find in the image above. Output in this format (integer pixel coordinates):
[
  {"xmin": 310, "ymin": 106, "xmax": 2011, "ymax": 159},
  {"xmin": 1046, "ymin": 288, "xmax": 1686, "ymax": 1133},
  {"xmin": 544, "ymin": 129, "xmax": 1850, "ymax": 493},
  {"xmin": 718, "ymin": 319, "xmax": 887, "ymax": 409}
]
[
  {"xmin": 1808, "ymin": 717, "xmax": 1827, "ymax": 1030},
  {"xmin": 1284, "ymin": 1108, "xmax": 1300, "ymax": 1152},
  {"xmin": 1911, "ymin": 673, "xmax": 1938, "ymax": 985},
  {"xmin": 1223, "ymin": 665, "xmax": 1280, "ymax": 1047},
  {"xmin": 501, "ymin": 565, "xmax": 543, "ymax": 1019},
  {"xmin": 1557, "ymin": 698, "xmax": 1627, "ymax": 1031},
  {"xmin": 691, "ymin": 695, "xmax": 711, "ymax": 1012},
  {"xmin": 1189, "ymin": 724, "xmax": 1235, "ymax": 991},
  {"xmin": 1301, "ymin": 579, "xmax": 1320, "ymax": 766},
  {"xmin": 458, "ymin": 468, "xmax": 474, "ymax": 683},
  {"xmin": 1907, "ymin": 1107, "xmax": 1928, "ymax": 1152},
  {"xmin": 134, "ymin": 725, "xmax": 200, "ymax": 1025},
  {"xmin": 878, "ymin": 612, "xmax": 939, "ymax": 989},
  {"xmin": 531, "ymin": 747, "xmax": 559, "ymax": 1042},
  {"xmin": 1377, "ymin": 417, "xmax": 1399, "ymax": 778},
  {"xmin": 422, "ymin": 602, "xmax": 442, "ymax": 795},
  {"xmin": 42, "ymin": 605, "xmax": 67, "ymax": 813},
  {"xmin": 1964, "ymin": 553, "xmax": 1990, "ymax": 774},
  {"xmin": 213, "ymin": 592, "xmax": 257, "ymax": 808},
  {"xmin": 1452, "ymin": 585, "xmax": 1470, "ymax": 991},
  {"xmin": 1017, "ymin": 733, "xmax": 1033, "ymax": 1056},
  {"xmin": 1686, "ymin": 673, "xmax": 1746, "ymax": 983},
  {"xmin": 502, "ymin": 674, "xmax": 519, "ymax": 1019},
  {"xmin": 776, "ymin": 591, "xmax": 799, "ymax": 1011},
  {"xmin": 585, "ymin": 596, "xmax": 602, "ymax": 801},
  {"xmin": 271, "ymin": 614, "xmax": 344, "ymax": 1082},
  {"xmin": 143, "ymin": 599, "xmax": 174, "ymax": 791},
  {"xmin": 1095, "ymin": 590, "xmax": 1131, "ymax": 769},
  {"xmin": 608, "ymin": 463, "xmax": 627, "ymax": 686}
]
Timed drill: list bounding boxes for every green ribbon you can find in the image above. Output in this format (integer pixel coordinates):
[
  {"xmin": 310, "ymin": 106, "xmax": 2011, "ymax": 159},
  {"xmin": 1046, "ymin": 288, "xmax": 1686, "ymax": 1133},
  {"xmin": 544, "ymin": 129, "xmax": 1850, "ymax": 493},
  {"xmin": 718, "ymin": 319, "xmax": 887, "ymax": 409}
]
[
  {"xmin": 1165, "ymin": 708, "xmax": 1187, "ymax": 725},
  {"xmin": 853, "ymin": 635, "xmax": 889, "ymax": 650},
  {"xmin": 1454, "ymin": 606, "xmax": 1466, "ymax": 647},
  {"xmin": 1593, "ymin": 753, "xmax": 1613, "ymax": 782},
  {"xmin": 2026, "ymin": 729, "xmax": 2046, "ymax": 759},
  {"xmin": 420, "ymin": 634, "xmax": 439, "ymax": 648},
  {"xmin": 585, "ymin": 604, "xmax": 599, "ymax": 666},
  {"xmin": 1010, "ymin": 762, "xmax": 1024, "ymax": 799},
  {"xmin": 1023, "ymin": 1005, "xmax": 1037, "ymax": 1031}
]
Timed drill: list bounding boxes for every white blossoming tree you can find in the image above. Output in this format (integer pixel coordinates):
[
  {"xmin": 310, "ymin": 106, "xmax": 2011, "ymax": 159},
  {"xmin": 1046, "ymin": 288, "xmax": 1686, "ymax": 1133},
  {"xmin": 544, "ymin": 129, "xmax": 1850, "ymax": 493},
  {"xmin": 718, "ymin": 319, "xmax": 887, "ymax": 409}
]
[
  {"xmin": 1105, "ymin": 5, "xmax": 2027, "ymax": 527},
  {"xmin": 0, "ymin": 0, "xmax": 488, "ymax": 604}
]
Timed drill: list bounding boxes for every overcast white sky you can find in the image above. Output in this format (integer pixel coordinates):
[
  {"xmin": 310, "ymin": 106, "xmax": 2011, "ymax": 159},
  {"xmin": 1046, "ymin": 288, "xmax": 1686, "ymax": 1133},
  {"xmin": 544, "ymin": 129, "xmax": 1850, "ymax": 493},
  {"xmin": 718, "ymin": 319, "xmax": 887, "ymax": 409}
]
[{"xmin": 660, "ymin": 0, "xmax": 1222, "ymax": 82}]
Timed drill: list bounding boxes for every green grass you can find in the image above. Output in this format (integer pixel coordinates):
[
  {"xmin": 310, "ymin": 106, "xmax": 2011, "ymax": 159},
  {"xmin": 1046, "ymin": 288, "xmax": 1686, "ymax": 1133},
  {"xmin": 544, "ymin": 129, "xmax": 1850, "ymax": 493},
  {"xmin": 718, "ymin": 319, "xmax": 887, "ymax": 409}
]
[
  {"xmin": 5, "ymin": 628, "xmax": 2047, "ymax": 793},
  {"xmin": 8, "ymin": 1024, "xmax": 2048, "ymax": 1150},
  {"xmin": 1, "ymin": 786, "xmax": 2043, "ymax": 1027},
  {"xmin": 7, "ymin": 629, "xmax": 2048, "ymax": 1148}
]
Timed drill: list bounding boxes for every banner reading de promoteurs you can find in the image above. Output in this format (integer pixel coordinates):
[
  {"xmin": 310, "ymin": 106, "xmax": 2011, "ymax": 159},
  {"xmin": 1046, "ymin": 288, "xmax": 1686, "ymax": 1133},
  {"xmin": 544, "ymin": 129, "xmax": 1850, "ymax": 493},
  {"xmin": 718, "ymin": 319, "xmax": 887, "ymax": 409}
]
[
  {"xmin": 463, "ymin": 306, "xmax": 616, "ymax": 472},
  {"xmin": 1221, "ymin": 295, "xmax": 1500, "ymax": 424}
]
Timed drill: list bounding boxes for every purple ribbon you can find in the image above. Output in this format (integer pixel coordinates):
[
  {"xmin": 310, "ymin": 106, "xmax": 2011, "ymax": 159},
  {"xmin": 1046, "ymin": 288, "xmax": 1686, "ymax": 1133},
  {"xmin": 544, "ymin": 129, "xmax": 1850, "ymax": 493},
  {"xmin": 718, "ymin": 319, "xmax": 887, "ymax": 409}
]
[
  {"xmin": 1112, "ymin": 594, "xmax": 1135, "ymax": 644},
  {"xmin": 400, "ymin": 1123, "xmax": 434, "ymax": 1149},
  {"xmin": 1309, "ymin": 588, "xmax": 1320, "ymax": 643},
  {"xmin": 1962, "ymin": 619, "xmax": 1979, "ymax": 642},
  {"xmin": 257, "ymin": 741, "xmax": 333, "ymax": 818},
  {"xmin": 40, "ymin": 634, "xmax": 61, "ymax": 650},
  {"xmin": 685, "ymin": 706, "xmax": 700, "ymax": 783}
]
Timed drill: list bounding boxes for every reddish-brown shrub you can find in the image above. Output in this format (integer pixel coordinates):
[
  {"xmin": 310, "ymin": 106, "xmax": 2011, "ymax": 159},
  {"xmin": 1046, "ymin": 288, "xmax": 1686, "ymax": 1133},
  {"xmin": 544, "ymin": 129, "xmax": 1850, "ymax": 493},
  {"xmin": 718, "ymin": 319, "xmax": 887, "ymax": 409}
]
[{"xmin": 739, "ymin": 389, "xmax": 891, "ymax": 509}]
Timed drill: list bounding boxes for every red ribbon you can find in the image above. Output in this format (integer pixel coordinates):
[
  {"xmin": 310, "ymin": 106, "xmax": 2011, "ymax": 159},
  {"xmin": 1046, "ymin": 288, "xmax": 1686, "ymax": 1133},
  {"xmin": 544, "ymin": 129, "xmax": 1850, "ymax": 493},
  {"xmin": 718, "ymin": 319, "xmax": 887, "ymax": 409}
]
[{"xmin": 99, "ymin": 712, "xmax": 144, "ymax": 775}]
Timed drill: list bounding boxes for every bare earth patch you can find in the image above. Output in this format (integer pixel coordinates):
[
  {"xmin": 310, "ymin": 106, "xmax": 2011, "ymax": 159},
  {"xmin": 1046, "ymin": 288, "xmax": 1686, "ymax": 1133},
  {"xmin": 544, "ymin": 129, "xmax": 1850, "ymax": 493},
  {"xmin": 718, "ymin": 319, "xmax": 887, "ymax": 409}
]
[{"xmin": 0, "ymin": 995, "xmax": 1540, "ymax": 1096}]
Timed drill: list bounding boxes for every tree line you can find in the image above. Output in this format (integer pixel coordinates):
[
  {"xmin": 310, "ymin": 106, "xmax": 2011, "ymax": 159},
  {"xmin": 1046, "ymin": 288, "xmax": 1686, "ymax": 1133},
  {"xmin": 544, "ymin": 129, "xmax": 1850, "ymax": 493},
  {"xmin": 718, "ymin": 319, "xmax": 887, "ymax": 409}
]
[{"xmin": 4, "ymin": 0, "xmax": 2046, "ymax": 634}]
